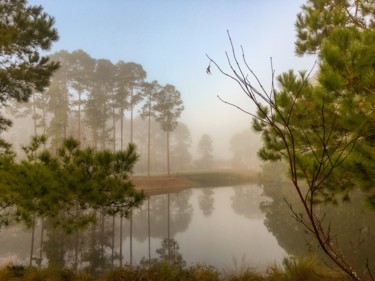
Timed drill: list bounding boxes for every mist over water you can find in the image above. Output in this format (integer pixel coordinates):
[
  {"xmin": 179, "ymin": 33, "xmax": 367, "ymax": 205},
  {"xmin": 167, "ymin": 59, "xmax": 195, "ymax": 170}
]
[{"xmin": 0, "ymin": 185, "xmax": 286, "ymax": 269}]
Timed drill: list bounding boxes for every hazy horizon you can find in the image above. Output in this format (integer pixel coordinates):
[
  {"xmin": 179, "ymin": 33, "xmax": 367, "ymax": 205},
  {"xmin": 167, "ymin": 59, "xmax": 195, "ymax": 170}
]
[{"xmin": 7, "ymin": 0, "xmax": 317, "ymax": 168}]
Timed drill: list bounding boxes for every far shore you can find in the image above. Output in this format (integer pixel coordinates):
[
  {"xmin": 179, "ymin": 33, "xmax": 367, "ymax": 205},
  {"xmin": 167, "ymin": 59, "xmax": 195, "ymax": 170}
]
[{"xmin": 133, "ymin": 169, "xmax": 259, "ymax": 196}]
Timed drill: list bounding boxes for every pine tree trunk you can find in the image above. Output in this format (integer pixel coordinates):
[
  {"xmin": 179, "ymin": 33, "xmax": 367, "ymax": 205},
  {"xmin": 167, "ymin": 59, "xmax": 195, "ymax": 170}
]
[
  {"xmin": 100, "ymin": 212, "xmax": 105, "ymax": 273},
  {"xmin": 119, "ymin": 215, "xmax": 123, "ymax": 266},
  {"xmin": 147, "ymin": 120, "xmax": 151, "ymax": 178},
  {"xmin": 32, "ymin": 93, "xmax": 37, "ymax": 136},
  {"xmin": 130, "ymin": 88, "xmax": 134, "ymax": 143},
  {"xmin": 39, "ymin": 217, "xmax": 44, "ymax": 269},
  {"xmin": 167, "ymin": 130, "xmax": 170, "ymax": 176},
  {"xmin": 111, "ymin": 215, "xmax": 115, "ymax": 269},
  {"xmin": 78, "ymin": 91, "xmax": 81, "ymax": 143},
  {"xmin": 120, "ymin": 105, "xmax": 124, "ymax": 150},
  {"xmin": 112, "ymin": 92, "xmax": 116, "ymax": 152},
  {"xmin": 167, "ymin": 193, "xmax": 170, "ymax": 265},
  {"xmin": 42, "ymin": 93, "xmax": 46, "ymax": 149},
  {"xmin": 29, "ymin": 215, "xmax": 36, "ymax": 267},
  {"xmin": 148, "ymin": 198, "xmax": 151, "ymax": 262},
  {"xmin": 130, "ymin": 211, "xmax": 133, "ymax": 266}
]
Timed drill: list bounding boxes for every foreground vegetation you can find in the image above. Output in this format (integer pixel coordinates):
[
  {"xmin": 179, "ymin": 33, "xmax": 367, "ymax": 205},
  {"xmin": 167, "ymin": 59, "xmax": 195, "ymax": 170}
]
[{"xmin": 0, "ymin": 256, "xmax": 347, "ymax": 281}]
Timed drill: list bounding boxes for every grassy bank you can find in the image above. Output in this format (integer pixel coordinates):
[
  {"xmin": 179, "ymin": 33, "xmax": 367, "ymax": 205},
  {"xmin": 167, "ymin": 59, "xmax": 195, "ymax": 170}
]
[
  {"xmin": 0, "ymin": 256, "xmax": 346, "ymax": 281},
  {"xmin": 179, "ymin": 169, "xmax": 259, "ymax": 187},
  {"xmin": 133, "ymin": 169, "xmax": 259, "ymax": 195}
]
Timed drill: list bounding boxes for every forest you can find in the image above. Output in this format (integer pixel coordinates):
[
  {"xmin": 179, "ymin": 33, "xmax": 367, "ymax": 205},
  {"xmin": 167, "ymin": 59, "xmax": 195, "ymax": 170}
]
[{"xmin": 0, "ymin": 0, "xmax": 374, "ymax": 281}]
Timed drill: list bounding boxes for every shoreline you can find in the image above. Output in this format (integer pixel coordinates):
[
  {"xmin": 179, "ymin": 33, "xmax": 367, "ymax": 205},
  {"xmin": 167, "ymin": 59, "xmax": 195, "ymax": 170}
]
[
  {"xmin": 133, "ymin": 170, "xmax": 259, "ymax": 196},
  {"xmin": 133, "ymin": 176, "xmax": 197, "ymax": 196}
]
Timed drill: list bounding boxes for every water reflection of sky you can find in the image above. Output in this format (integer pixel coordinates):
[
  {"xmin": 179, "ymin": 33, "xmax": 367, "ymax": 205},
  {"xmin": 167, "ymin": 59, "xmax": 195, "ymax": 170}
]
[
  {"xmin": 0, "ymin": 185, "xmax": 287, "ymax": 269},
  {"xmin": 175, "ymin": 186, "xmax": 286, "ymax": 268},
  {"xmin": 126, "ymin": 185, "xmax": 286, "ymax": 268}
]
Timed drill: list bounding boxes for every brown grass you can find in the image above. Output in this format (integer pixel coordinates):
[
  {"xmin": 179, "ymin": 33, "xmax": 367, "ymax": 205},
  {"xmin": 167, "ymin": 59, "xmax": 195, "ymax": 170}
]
[
  {"xmin": 133, "ymin": 170, "xmax": 259, "ymax": 196},
  {"xmin": 133, "ymin": 176, "xmax": 197, "ymax": 196}
]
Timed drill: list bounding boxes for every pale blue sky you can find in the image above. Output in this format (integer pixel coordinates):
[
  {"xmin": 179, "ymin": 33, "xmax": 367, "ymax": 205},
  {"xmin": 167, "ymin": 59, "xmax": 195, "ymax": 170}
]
[{"xmin": 28, "ymin": 0, "xmax": 317, "ymax": 159}]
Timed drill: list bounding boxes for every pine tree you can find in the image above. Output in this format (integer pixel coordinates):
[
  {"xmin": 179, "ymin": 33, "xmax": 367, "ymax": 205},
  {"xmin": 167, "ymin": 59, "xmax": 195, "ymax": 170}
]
[
  {"xmin": 154, "ymin": 84, "xmax": 184, "ymax": 176},
  {"xmin": 254, "ymin": 0, "xmax": 375, "ymax": 202},
  {"xmin": 0, "ymin": 0, "xmax": 59, "ymax": 146},
  {"xmin": 140, "ymin": 80, "xmax": 161, "ymax": 177},
  {"xmin": 207, "ymin": 1, "xmax": 374, "ymax": 278},
  {"xmin": 195, "ymin": 134, "xmax": 213, "ymax": 169}
]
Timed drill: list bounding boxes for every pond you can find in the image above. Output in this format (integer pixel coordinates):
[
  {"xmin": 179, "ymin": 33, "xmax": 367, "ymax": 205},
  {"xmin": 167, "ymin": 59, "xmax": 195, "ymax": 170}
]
[
  {"xmin": 125, "ymin": 185, "xmax": 286, "ymax": 268},
  {"xmin": 1, "ymin": 182, "xmax": 375, "ymax": 275},
  {"xmin": 0, "ymin": 184, "xmax": 287, "ymax": 270}
]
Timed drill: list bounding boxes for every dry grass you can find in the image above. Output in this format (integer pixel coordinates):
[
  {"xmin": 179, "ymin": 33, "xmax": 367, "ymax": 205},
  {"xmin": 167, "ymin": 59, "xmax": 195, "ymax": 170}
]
[
  {"xmin": 0, "ymin": 255, "xmax": 349, "ymax": 281},
  {"xmin": 133, "ymin": 169, "xmax": 259, "ymax": 196},
  {"xmin": 133, "ymin": 176, "xmax": 197, "ymax": 195}
]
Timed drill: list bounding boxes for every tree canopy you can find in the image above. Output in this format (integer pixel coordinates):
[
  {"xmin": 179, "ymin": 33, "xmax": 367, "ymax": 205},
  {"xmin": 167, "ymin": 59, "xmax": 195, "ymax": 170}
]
[
  {"xmin": 0, "ymin": 136, "xmax": 144, "ymax": 231},
  {"xmin": 0, "ymin": 0, "xmax": 59, "ymax": 137},
  {"xmin": 254, "ymin": 0, "xmax": 375, "ymax": 205},
  {"xmin": 208, "ymin": 0, "xmax": 374, "ymax": 279}
]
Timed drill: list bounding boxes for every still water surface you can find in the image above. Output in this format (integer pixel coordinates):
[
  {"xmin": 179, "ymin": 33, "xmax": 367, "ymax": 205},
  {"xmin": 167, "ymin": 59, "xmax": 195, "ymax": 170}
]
[
  {"xmin": 122, "ymin": 185, "xmax": 286, "ymax": 268},
  {"xmin": 0, "ymin": 185, "xmax": 287, "ymax": 269}
]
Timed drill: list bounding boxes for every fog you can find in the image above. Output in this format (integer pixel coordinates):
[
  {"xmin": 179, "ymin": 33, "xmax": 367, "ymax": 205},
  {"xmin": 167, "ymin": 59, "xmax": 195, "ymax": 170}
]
[
  {"xmin": 3, "ymin": 0, "xmax": 317, "ymax": 172},
  {"xmin": 1, "ymin": 1, "xmax": 374, "ymax": 280}
]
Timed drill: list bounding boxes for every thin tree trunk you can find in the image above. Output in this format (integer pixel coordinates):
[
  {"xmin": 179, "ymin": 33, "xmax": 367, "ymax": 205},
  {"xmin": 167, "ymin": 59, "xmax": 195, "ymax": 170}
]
[
  {"xmin": 119, "ymin": 106, "xmax": 124, "ymax": 267},
  {"xmin": 147, "ymin": 98, "xmax": 151, "ymax": 178},
  {"xmin": 101, "ymin": 212, "xmax": 105, "ymax": 273},
  {"xmin": 120, "ymin": 105, "xmax": 124, "ymax": 150},
  {"xmin": 29, "ymin": 215, "xmax": 36, "ymax": 267},
  {"xmin": 41, "ymin": 92, "xmax": 47, "ymax": 149},
  {"xmin": 101, "ymin": 121, "xmax": 106, "ymax": 150},
  {"xmin": 111, "ymin": 215, "xmax": 115, "ymax": 269},
  {"xmin": 74, "ymin": 231, "xmax": 78, "ymax": 272},
  {"xmin": 167, "ymin": 193, "xmax": 170, "ymax": 265},
  {"xmin": 130, "ymin": 211, "xmax": 133, "ymax": 266},
  {"xmin": 74, "ymin": 207, "xmax": 79, "ymax": 272},
  {"xmin": 78, "ymin": 91, "xmax": 81, "ymax": 143},
  {"xmin": 130, "ymin": 88, "xmax": 134, "ymax": 266},
  {"xmin": 60, "ymin": 231, "xmax": 64, "ymax": 266},
  {"xmin": 119, "ymin": 215, "xmax": 123, "ymax": 266},
  {"xmin": 63, "ymin": 80, "xmax": 68, "ymax": 139},
  {"xmin": 148, "ymin": 197, "xmax": 151, "ymax": 262},
  {"xmin": 112, "ymin": 92, "xmax": 116, "ymax": 152},
  {"xmin": 39, "ymin": 217, "xmax": 44, "ymax": 269},
  {"xmin": 130, "ymin": 88, "xmax": 133, "ymax": 143},
  {"xmin": 167, "ymin": 130, "xmax": 170, "ymax": 176},
  {"xmin": 90, "ymin": 216, "xmax": 96, "ymax": 274},
  {"xmin": 32, "ymin": 93, "xmax": 37, "ymax": 136}
]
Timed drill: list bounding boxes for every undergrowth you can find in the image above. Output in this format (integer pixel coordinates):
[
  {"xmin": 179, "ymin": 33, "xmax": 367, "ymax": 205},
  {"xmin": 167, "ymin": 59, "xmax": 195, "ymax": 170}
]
[{"xmin": 0, "ymin": 256, "xmax": 347, "ymax": 281}]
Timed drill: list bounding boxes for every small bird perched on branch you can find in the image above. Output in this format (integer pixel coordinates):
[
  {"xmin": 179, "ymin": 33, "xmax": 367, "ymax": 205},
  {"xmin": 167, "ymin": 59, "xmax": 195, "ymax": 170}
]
[{"xmin": 206, "ymin": 63, "xmax": 211, "ymax": 75}]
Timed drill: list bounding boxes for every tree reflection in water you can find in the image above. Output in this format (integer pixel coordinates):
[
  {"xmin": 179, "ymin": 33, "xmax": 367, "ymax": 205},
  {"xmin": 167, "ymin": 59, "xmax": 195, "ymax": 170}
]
[
  {"xmin": 231, "ymin": 185, "xmax": 266, "ymax": 220},
  {"xmin": 0, "ymin": 185, "xmax": 291, "ymax": 272},
  {"xmin": 259, "ymin": 162, "xmax": 375, "ymax": 274},
  {"xmin": 129, "ymin": 189, "xmax": 193, "ymax": 242},
  {"xmin": 198, "ymin": 188, "xmax": 215, "ymax": 216}
]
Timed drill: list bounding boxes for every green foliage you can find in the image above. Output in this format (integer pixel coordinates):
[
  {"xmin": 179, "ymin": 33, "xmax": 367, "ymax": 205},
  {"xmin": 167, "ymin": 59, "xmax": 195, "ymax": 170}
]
[
  {"xmin": 187, "ymin": 264, "xmax": 220, "ymax": 281},
  {"xmin": 260, "ymin": 162, "xmax": 375, "ymax": 278},
  {"xmin": 0, "ymin": 0, "xmax": 59, "ymax": 150},
  {"xmin": 295, "ymin": 0, "xmax": 374, "ymax": 55},
  {"xmin": 0, "ymin": 256, "xmax": 347, "ymax": 281},
  {"xmin": 154, "ymin": 84, "xmax": 184, "ymax": 133},
  {"xmin": 266, "ymin": 256, "xmax": 344, "ymax": 281},
  {"xmin": 0, "ymin": 136, "xmax": 144, "ymax": 231},
  {"xmin": 254, "ymin": 0, "xmax": 375, "ymax": 205}
]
